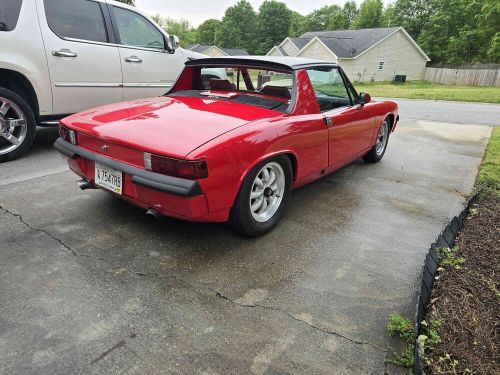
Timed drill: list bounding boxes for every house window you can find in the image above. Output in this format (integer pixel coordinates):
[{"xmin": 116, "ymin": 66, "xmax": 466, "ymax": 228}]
[{"xmin": 378, "ymin": 61, "xmax": 385, "ymax": 70}]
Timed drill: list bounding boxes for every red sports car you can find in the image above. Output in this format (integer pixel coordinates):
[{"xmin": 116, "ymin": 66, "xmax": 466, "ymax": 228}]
[{"xmin": 55, "ymin": 56, "xmax": 398, "ymax": 236}]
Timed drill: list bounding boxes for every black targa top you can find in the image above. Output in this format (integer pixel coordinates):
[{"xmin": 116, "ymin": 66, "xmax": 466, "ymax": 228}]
[{"xmin": 185, "ymin": 56, "xmax": 337, "ymax": 71}]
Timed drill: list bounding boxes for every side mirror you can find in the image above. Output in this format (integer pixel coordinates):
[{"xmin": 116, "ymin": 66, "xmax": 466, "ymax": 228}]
[
  {"xmin": 167, "ymin": 35, "xmax": 179, "ymax": 53},
  {"xmin": 359, "ymin": 92, "xmax": 371, "ymax": 105}
]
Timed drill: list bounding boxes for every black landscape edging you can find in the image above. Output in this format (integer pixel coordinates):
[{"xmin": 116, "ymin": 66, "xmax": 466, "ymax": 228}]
[{"xmin": 413, "ymin": 188, "xmax": 482, "ymax": 375}]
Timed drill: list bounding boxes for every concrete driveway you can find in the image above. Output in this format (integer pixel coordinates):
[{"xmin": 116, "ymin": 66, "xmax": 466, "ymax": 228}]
[{"xmin": 0, "ymin": 119, "xmax": 491, "ymax": 374}]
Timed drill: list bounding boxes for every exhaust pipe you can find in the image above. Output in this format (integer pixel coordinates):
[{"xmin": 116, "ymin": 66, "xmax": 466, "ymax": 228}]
[
  {"xmin": 145, "ymin": 208, "xmax": 160, "ymax": 219},
  {"xmin": 77, "ymin": 179, "xmax": 95, "ymax": 190}
]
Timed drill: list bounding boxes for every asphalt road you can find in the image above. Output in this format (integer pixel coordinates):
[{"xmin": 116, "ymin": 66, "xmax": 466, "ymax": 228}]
[
  {"xmin": 376, "ymin": 97, "xmax": 500, "ymax": 126},
  {"xmin": 0, "ymin": 118, "xmax": 492, "ymax": 374}
]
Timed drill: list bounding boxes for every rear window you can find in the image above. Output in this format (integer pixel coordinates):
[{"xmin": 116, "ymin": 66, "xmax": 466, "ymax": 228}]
[
  {"xmin": 44, "ymin": 0, "xmax": 108, "ymax": 43},
  {"xmin": 0, "ymin": 0, "xmax": 23, "ymax": 32},
  {"xmin": 170, "ymin": 66, "xmax": 294, "ymax": 112}
]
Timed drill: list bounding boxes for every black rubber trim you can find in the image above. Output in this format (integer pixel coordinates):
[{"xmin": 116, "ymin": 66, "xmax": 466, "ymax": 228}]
[{"xmin": 53, "ymin": 138, "xmax": 203, "ymax": 197}]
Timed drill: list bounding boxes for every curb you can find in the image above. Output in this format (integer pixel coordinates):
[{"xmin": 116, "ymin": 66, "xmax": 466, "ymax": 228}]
[{"xmin": 413, "ymin": 188, "xmax": 482, "ymax": 375}]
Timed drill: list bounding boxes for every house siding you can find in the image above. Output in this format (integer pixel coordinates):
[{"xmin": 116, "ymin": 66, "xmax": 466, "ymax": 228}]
[
  {"xmin": 296, "ymin": 40, "xmax": 337, "ymax": 62},
  {"xmin": 346, "ymin": 30, "xmax": 427, "ymax": 82},
  {"xmin": 204, "ymin": 48, "xmax": 228, "ymax": 57},
  {"xmin": 267, "ymin": 47, "xmax": 282, "ymax": 57},
  {"xmin": 281, "ymin": 40, "xmax": 299, "ymax": 56}
]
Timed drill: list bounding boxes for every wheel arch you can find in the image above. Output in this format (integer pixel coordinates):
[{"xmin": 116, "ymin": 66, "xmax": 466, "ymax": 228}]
[
  {"xmin": 0, "ymin": 69, "xmax": 39, "ymax": 118},
  {"xmin": 385, "ymin": 113, "xmax": 395, "ymax": 132},
  {"xmin": 231, "ymin": 150, "xmax": 298, "ymax": 207}
]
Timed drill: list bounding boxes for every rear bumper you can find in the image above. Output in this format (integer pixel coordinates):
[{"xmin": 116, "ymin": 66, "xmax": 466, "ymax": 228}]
[
  {"xmin": 54, "ymin": 138, "xmax": 230, "ymax": 222},
  {"xmin": 54, "ymin": 138, "xmax": 202, "ymax": 197}
]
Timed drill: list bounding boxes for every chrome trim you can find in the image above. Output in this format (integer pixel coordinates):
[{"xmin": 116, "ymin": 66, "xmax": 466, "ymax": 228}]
[
  {"xmin": 54, "ymin": 83, "xmax": 122, "ymax": 88},
  {"xmin": 123, "ymin": 83, "xmax": 173, "ymax": 88},
  {"xmin": 39, "ymin": 120, "xmax": 60, "ymax": 126},
  {"xmin": 63, "ymin": 37, "xmax": 169, "ymax": 53},
  {"xmin": 124, "ymin": 56, "xmax": 143, "ymax": 63},
  {"xmin": 52, "ymin": 49, "xmax": 77, "ymax": 58}
]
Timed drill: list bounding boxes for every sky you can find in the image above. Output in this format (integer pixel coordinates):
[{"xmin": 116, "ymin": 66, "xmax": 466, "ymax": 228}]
[{"xmin": 135, "ymin": 0, "xmax": 384, "ymax": 26}]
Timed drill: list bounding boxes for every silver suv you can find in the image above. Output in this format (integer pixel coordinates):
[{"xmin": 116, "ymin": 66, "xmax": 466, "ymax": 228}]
[{"xmin": 0, "ymin": 0, "xmax": 204, "ymax": 162}]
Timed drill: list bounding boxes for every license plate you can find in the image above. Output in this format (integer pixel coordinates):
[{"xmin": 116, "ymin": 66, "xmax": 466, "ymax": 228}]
[{"xmin": 95, "ymin": 162, "xmax": 123, "ymax": 194}]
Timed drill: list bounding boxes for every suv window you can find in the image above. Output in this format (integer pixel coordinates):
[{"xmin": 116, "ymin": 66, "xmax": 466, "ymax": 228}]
[
  {"xmin": 113, "ymin": 7, "xmax": 165, "ymax": 50},
  {"xmin": 307, "ymin": 67, "xmax": 352, "ymax": 112},
  {"xmin": 0, "ymin": 0, "xmax": 23, "ymax": 32},
  {"xmin": 44, "ymin": 0, "xmax": 108, "ymax": 43}
]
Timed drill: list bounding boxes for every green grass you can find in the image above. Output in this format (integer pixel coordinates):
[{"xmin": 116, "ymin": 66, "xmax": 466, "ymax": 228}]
[
  {"xmin": 354, "ymin": 80, "xmax": 500, "ymax": 104},
  {"xmin": 476, "ymin": 127, "xmax": 500, "ymax": 195},
  {"xmin": 386, "ymin": 314, "xmax": 415, "ymax": 369}
]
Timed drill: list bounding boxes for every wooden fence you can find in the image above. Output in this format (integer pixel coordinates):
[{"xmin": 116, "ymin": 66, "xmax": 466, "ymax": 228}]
[{"xmin": 424, "ymin": 67, "xmax": 500, "ymax": 87}]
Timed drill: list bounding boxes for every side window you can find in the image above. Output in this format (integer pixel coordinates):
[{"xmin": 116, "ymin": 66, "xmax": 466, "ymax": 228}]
[
  {"xmin": 113, "ymin": 7, "xmax": 165, "ymax": 50},
  {"xmin": 44, "ymin": 0, "xmax": 108, "ymax": 43},
  {"xmin": 0, "ymin": 0, "xmax": 23, "ymax": 32},
  {"xmin": 306, "ymin": 67, "xmax": 352, "ymax": 112}
]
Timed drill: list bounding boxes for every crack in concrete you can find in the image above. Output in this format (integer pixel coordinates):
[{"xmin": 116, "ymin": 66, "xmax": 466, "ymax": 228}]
[
  {"xmin": 1, "ymin": 204, "xmax": 387, "ymax": 354},
  {"xmin": 203, "ymin": 285, "xmax": 388, "ymax": 353},
  {"xmin": 0, "ymin": 204, "xmax": 79, "ymax": 257},
  {"xmin": 0, "ymin": 204, "xmax": 142, "ymax": 276}
]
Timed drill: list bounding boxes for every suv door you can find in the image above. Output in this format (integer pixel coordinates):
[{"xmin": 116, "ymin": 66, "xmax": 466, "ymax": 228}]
[
  {"xmin": 38, "ymin": 0, "xmax": 122, "ymax": 114},
  {"xmin": 306, "ymin": 66, "xmax": 374, "ymax": 166},
  {"xmin": 108, "ymin": 4, "xmax": 185, "ymax": 101}
]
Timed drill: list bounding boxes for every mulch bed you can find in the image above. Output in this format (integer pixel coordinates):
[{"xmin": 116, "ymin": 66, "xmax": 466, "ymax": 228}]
[{"xmin": 425, "ymin": 193, "xmax": 499, "ymax": 374}]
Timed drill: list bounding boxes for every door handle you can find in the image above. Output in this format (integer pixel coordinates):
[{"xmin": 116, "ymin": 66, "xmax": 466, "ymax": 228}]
[
  {"xmin": 323, "ymin": 117, "xmax": 333, "ymax": 127},
  {"xmin": 124, "ymin": 56, "xmax": 142, "ymax": 63},
  {"xmin": 52, "ymin": 49, "xmax": 77, "ymax": 58}
]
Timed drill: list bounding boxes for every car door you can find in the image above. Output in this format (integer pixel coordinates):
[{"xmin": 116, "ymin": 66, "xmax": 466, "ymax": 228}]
[
  {"xmin": 37, "ymin": 0, "xmax": 123, "ymax": 114},
  {"xmin": 306, "ymin": 66, "xmax": 374, "ymax": 167},
  {"xmin": 108, "ymin": 4, "xmax": 185, "ymax": 101}
]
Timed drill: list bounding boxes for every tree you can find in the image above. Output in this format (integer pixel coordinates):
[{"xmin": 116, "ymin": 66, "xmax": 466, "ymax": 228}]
[
  {"xmin": 476, "ymin": 0, "xmax": 500, "ymax": 62},
  {"xmin": 196, "ymin": 19, "xmax": 221, "ymax": 45},
  {"xmin": 152, "ymin": 14, "xmax": 196, "ymax": 47},
  {"xmin": 343, "ymin": 1, "xmax": 359, "ymax": 28},
  {"xmin": 218, "ymin": 0, "xmax": 257, "ymax": 53},
  {"xmin": 305, "ymin": 5, "xmax": 341, "ymax": 31},
  {"xmin": 115, "ymin": 0, "xmax": 135, "ymax": 5},
  {"xmin": 391, "ymin": 0, "xmax": 435, "ymax": 40},
  {"xmin": 288, "ymin": 11, "xmax": 307, "ymax": 37},
  {"xmin": 417, "ymin": 0, "xmax": 485, "ymax": 64},
  {"xmin": 353, "ymin": 0, "xmax": 383, "ymax": 29},
  {"xmin": 255, "ymin": 1, "xmax": 291, "ymax": 55},
  {"xmin": 381, "ymin": 4, "xmax": 397, "ymax": 27}
]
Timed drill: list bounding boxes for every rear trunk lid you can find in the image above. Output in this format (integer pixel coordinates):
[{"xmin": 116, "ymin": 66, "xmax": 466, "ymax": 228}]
[{"xmin": 61, "ymin": 96, "xmax": 282, "ymax": 161}]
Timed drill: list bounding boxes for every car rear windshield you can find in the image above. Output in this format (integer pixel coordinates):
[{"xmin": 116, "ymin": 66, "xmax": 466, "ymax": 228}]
[
  {"xmin": 170, "ymin": 66, "xmax": 294, "ymax": 113},
  {"xmin": 0, "ymin": 0, "xmax": 23, "ymax": 32}
]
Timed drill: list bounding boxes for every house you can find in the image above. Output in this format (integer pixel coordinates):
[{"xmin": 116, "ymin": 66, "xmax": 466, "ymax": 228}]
[
  {"xmin": 267, "ymin": 27, "xmax": 430, "ymax": 82},
  {"xmin": 186, "ymin": 44, "xmax": 249, "ymax": 57}
]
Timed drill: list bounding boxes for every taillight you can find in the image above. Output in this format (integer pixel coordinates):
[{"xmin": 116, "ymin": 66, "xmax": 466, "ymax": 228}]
[
  {"xmin": 59, "ymin": 124, "xmax": 77, "ymax": 145},
  {"xmin": 144, "ymin": 153, "xmax": 208, "ymax": 179}
]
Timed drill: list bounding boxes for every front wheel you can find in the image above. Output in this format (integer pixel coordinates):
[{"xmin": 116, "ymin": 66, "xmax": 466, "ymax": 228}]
[
  {"xmin": 229, "ymin": 155, "xmax": 292, "ymax": 237},
  {"xmin": 363, "ymin": 118, "xmax": 390, "ymax": 163},
  {"xmin": 0, "ymin": 88, "xmax": 36, "ymax": 162}
]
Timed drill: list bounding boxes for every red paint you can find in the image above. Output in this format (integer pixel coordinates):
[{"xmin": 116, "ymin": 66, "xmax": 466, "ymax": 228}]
[{"xmin": 59, "ymin": 62, "xmax": 398, "ymax": 222}]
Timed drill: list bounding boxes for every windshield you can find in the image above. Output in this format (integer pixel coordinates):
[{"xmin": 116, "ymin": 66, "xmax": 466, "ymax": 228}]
[{"xmin": 169, "ymin": 66, "xmax": 294, "ymax": 113}]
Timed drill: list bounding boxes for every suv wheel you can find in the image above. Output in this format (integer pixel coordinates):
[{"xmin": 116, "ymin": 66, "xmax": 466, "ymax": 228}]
[{"xmin": 0, "ymin": 87, "xmax": 36, "ymax": 162}]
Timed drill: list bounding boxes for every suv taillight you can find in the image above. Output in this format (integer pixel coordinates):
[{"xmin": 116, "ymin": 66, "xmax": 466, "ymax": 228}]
[
  {"xmin": 59, "ymin": 124, "xmax": 77, "ymax": 145},
  {"xmin": 144, "ymin": 152, "xmax": 208, "ymax": 179}
]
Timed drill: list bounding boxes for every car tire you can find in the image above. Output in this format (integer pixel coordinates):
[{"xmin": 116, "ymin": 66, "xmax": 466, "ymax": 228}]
[
  {"xmin": 362, "ymin": 117, "xmax": 390, "ymax": 163},
  {"xmin": 0, "ymin": 87, "xmax": 36, "ymax": 162},
  {"xmin": 229, "ymin": 155, "xmax": 292, "ymax": 237}
]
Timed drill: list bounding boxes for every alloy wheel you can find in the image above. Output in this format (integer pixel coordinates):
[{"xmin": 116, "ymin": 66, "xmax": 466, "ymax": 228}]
[
  {"xmin": 375, "ymin": 121, "xmax": 389, "ymax": 156},
  {"xmin": 0, "ymin": 97, "xmax": 27, "ymax": 156},
  {"xmin": 249, "ymin": 161, "xmax": 286, "ymax": 223}
]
